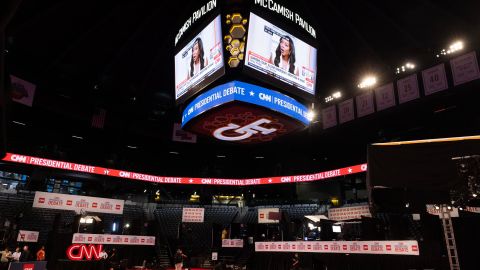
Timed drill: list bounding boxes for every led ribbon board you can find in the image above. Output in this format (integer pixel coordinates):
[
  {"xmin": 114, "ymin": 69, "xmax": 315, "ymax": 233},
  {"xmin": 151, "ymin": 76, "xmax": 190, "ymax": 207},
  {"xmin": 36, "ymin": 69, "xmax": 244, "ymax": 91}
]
[
  {"xmin": 3, "ymin": 153, "xmax": 367, "ymax": 186},
  {"xmin": 181, "ymin": 80, "xmax": 309, "ymax": 127}
]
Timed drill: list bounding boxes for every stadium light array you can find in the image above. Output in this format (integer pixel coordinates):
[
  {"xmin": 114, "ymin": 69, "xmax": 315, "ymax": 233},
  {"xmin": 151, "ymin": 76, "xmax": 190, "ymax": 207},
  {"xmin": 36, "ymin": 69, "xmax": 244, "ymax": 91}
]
[
  {"xmin": 436, "ymin": 40, "xmax": 464, "ymax": 57},
  {"xmin": 325, "ymin": 91, "xmax": 342, "ymax": 103},
  {"xmin": 358, "ymin": 76, "xmax": 377, "ymax": 89}
]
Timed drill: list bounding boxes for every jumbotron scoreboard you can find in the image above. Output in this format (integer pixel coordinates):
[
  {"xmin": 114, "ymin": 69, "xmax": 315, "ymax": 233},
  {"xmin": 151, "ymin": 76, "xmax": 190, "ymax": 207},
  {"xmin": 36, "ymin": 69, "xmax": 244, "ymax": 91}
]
[{"xmin": 174, "ymin": 0, "xmax": 318, "ymax": 143}]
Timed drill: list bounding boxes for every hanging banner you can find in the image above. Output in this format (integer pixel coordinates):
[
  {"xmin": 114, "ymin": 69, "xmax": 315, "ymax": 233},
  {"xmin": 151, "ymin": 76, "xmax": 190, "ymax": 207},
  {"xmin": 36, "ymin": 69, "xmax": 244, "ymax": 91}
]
[
  {"xmin": 426, "ymin": 205, "xmax": 459, "ymax": 218},
  {"xmin": 17, "ymin": 230, "xmax": 39, "ymax": 242},
  {"xmin": 465, "ymin": 206, "xmax": 480, "ymax": 213},
  {"xmin": 450, "ymin": 51, "xmax": 480, "ymax": 86},
  {"xmin": 338, "ymin": 98, "xmax": 354, "ymax": 124},
  {"xmin": 255, "ymin": 240, "xmax": 419, "ymax": 256},
  {"xmin": 10, "ymin": 75, "xmax": 36, "ymax": 107},
  {"xmin": 222, "ymin": 239, "xmax": 244, "ymax": 248},
  {"xmin": 2, "ymin": 153, "xmax": 367, "ymax": 186},
  {"xmin": 328, "ymin": 205, "xmax": 371, "ymax": 221},
  {"xmin": 182, "ymin": 207, "xmax": 205, "ymax": 223},
  {"xmin": 397, "ymin": 74, "xmax": 420, "ymax": 104},
  {"xmin": 374, "ymin": 83, "xmax": 396, "ymax": 111},
  {"xmin": 72, "ymin": 233, "xmax": 155, "ymax": 246},
  {"xmin": 422, "ymin": 64, "xmax": 448, "ymax": 95},
  {"xmin": 33, "ymin": 192, "xmax": 124, "ymax": 214},
  {"xmin": 321, "ymin": 105, "xmax": 337, "ymax": 129},
  {"xmin": 355, "ymin": 91, "xmax": 375, "ymax": 117}
]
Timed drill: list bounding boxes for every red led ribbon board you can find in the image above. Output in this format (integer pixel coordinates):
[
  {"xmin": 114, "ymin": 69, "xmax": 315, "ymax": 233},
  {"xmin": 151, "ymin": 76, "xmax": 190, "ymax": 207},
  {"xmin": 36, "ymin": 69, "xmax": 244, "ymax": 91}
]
[{"xmin": 3, "ymin": 153, "xmax": 367, "ymax": 186}]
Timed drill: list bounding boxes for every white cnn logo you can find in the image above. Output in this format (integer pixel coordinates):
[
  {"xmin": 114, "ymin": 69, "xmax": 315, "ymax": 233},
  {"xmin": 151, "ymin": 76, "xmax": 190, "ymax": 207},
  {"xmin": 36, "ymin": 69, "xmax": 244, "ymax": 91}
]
[{"xmin": 213, "ymin": 118, "xmax": 277, "ymax": 141}]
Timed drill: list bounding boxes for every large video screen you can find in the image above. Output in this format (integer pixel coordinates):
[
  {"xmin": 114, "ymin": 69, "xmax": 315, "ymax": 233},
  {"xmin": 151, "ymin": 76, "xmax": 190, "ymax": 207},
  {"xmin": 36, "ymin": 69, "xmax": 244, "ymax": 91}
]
[
  {"xmin": 245, "ymin": 13, "xmax": 317, "ymax": 96},
  {"xmin": 175, "ymin": 15, "xmax": 224, "ymax": 102}
]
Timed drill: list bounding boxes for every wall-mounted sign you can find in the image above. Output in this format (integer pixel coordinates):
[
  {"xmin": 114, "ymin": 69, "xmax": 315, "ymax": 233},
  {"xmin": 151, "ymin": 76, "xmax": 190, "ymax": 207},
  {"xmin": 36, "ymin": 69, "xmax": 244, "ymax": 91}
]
[
  {"xmin": 255, "ymin": 240, "xmax": 419, "ymax": 256},
  {"xmin": 328, "ymin": 205, "xmax": 371, "ymax": 221},
  {"xmin": 175, "ymin": 0, "xmax": 218, "ymax": 46},
  {"xmin": 222, "ymin": 239, "xmax": 244, "ymax": 248},
  {"xmin": 72, "ymin": 233, "xmax": 155, "ymax": 246},
  {"xmin": 17, "ymin": 230, "xmax": 39, "ymax": 243},
  {"xmin": 258, "ymin": 208, "xmax": 280, "ymax": 223},
  {"xmin": 33, "ymin": 192, "xmax": 124, "ymax": 215},
  {"xmin": 450, "ymin": 51, "xmax": 480, "ymax": 86},
  {"xmin": 182, "ymin": 208, "xmax": 205, "ymax": 223},
  {"xmin": 67, "ymin": 244, "xmax": 103, "ymax": 261}
]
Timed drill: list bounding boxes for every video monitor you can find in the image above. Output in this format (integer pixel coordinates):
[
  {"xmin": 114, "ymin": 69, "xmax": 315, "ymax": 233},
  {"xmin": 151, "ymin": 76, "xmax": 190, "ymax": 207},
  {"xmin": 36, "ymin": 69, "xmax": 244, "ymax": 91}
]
[
  {"xmin": 332, "ymin": 225, "xmax": 342, "ymax": 233},
  {"xmin": 175, "ymin": 15, "xmax": 225, "ymax": 103},
  {"xmin": 245, "ymin": 12, "xmax": 317, "ymax": 97}
]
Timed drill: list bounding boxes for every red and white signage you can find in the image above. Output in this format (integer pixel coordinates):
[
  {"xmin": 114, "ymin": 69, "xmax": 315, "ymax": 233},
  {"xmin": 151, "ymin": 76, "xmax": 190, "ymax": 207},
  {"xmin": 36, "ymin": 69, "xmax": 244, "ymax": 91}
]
[
  {"xmin": 258, "ymin": 208, "xmax": 281, "ymax": 223},
  {"xmin": 22, "ymin": 263, "xmax": 35, "ymax": 270},
  {"xmin": 374, "ymin": 83, "xmax": 396, "ymax": 111},
  {"xmin": 397, "ymin": 74, "xmax": 420, "ymax": 104},
  {"xmin": 255, "ymin": 240, "xmax": 419, "ymax": 256},
  {"xmin": 2, "ymin": 153, "xmax": 367, "ymax": 186},
  {"xmin": 33, "ymin": 192, "xmax": 124, "ymax": 215},
  {"xmin": 67, "ymin": 244, "xmax": 103, "ymax": 261},
  {"xmin": 338, "ymin": 98, "xmax": 354, "ymax": 124},
  {"xmin": 321, "ymin": 105, "xmax": 337, "ymax": 129},
  {"xmin": 426, "ymin": 205, "xmax": 459, "ymax": 218},
  {"xmin": 72, "ymin": 233, "xmax": 155, "ymax": 246},
  {"xmin": 17, "ymin": 230, "xmax": 39, "ymax": 242},
  {"xmin": 422, "ymin": 63, "xmax": 448, "ymax": 95},
  {"xmin": 355, "ymin": 91, "xmax": 375, "ymax": 117},
  {"xmin": 465, "ymin": 206, "xmax": 480, "ymax": 213},
  {"xmin": 450, "ymin": 51, "xmax": 480, "ymax": 86},
  {"xmin": 182, "ymin": 208, "xmax": 205, "ymax": 223},
  {"xmin": 222, "ymin": 239, "xmax": 244, "ymax": 248},
  {"xmin": 328, "ymin": 205, "xmax": 371, "ymax": 221}
]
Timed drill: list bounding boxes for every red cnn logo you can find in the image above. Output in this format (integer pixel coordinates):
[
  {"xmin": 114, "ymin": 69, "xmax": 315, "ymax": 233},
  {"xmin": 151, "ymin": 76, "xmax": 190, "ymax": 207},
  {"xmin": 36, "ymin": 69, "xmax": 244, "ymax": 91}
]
[
  {"xmin": 67, "ymin": 200, "xmax": 72, "ymax": 206},
  {"xmin": 363, "ymin": 245, "xmax": 369, "ymax": 250},
  {"xmin": 412, "ymin": 245, "xmax": 418, "ymax": 251},
  {"xmin": 67, "ymin": 244, "xmax": 103, "ymax": 261},
  {"xmin": 92, "ymin": 203, "xmax": 98, "ymax": 208},
  {"xmin": 39, "ymin": 198, "xmax": 45, "ymax": 203},
  {"xmin": 116, "ymin": 205, "xmax": 121, "ymax": 210},
  {"xmin": 23, "ymin": 264, "xmax": 34, "ymax": 270},
  {"xmin": 386, "ymin": 245, "xmax": 392, "ymax": 251}
]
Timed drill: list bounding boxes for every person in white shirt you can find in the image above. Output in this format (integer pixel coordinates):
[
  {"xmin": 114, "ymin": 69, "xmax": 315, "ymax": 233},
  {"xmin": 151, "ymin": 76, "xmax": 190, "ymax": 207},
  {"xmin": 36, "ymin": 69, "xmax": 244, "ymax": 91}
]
[
  {"xmin": 11, "ymin": 247, "xmax": 21, "ymax": 262},
  {"xmin": 187, "ymin": 37, "xmax": 208, "ymax": 79},
  {"xmin": 269, "ymin": 35, "xmax": 299, "ymax": 76}
]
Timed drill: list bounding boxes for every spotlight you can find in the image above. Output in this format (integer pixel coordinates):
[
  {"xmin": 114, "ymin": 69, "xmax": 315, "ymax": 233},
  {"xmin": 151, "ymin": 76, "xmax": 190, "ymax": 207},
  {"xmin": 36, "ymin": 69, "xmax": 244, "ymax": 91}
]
[
  {"xmin": 447, "ymin": 206, "xmax": 452, "ymax": 210},
  {"xmin": 434, "ymin": 205, "xmax": 440, "ymax": 210},
  {"xmin": 125, "ymin": 223, "xmax": 130, "ymax": 228},
  {"xmin": 358, "ymin": 76, "xmax": 377, "ymax": 89},
  {"xmin": 449, "ymin": 41, "xmax": 464, "ymax": 52},
  {"xmin": 306, "ymin": 111, "xmax": 316, "ymax": 121},
  {"xmin": 473, "ymin": 193, "xmax": 478, "ymax": 198},
  {"xmin": 405, "ymin": 203, "xmax": 410, "ymax": 208},
  {"xmin": 332, "ymin": 91, "xmax": 342, "ymax": 99}
]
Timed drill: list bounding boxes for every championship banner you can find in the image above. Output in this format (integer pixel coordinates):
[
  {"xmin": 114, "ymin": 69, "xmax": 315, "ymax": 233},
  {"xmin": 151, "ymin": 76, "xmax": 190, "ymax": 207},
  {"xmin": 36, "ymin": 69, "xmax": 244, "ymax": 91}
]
[
  {"xmin": 3, "ymin": 153, "xmax": 367, "ymax": 186},
  {"xmin": 222, "ymin": 239, "xmax": 244, "ymax": 248},
  {"xmin": 182, "ymin": 207, "xmax": 205, "ymax": 223},
  {"xmin": 33, "ymin": 192, "xmax": 124, "ymax": 214},
  {"xmin": 72, "ymin": 233, "xmax": 155, "ymax": 246},
  {"xmin": 426, "ymin": 205, "xmax": 459, "ymax": 218},
  {"xmin": 17, "ymin": 230, "xmax": 39, "ymax": 242},
  {"xmin": 328, "ymin": 205, "xmax": 371, "ymax": 221},
  {"xmin": 255, "ymin": 240, "xmax": 419, "ymax": 256}
]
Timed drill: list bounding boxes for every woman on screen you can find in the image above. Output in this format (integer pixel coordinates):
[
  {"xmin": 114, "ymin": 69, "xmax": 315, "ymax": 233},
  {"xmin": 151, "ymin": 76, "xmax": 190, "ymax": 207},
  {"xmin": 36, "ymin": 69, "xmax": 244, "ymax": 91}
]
[
  {"xmin": 269, "ymin": 35, "xmax": 299, "ymax": 76},
  {"xmin": 188, "ymin": 37, "xmax": 208, "ymax": 79}
]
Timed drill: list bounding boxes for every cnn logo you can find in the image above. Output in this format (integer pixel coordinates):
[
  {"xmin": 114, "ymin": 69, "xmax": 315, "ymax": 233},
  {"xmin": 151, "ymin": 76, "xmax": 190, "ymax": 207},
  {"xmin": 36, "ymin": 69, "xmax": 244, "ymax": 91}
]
[{"xmin": 67, "ymin": 244, "xmax": 103, "ymax": 261}]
